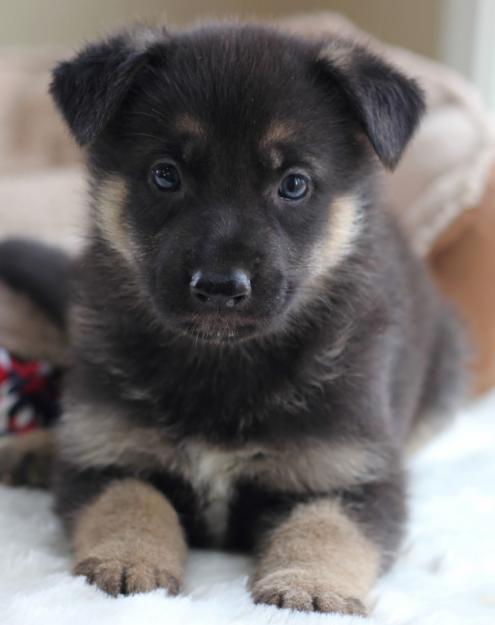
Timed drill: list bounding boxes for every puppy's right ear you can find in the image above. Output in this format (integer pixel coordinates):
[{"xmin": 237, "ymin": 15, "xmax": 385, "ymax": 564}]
[{"xmin": 50, "ymin": 29, "xmax": 165, "ymax": 146}]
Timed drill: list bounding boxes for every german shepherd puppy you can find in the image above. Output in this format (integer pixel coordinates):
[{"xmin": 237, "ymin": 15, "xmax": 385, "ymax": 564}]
[{"xmin": 4, "ymin": 21, "xmax": 466, "ymax": 615}]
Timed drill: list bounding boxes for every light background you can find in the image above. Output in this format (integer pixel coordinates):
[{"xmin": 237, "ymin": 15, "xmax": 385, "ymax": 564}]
[
  {"xmin": 0, "ymin": 0, "xmax": 443, "ymax": 59},
  {"xmin": 0, "ymin": 1, "xmax": 493, "ymax": 109}
]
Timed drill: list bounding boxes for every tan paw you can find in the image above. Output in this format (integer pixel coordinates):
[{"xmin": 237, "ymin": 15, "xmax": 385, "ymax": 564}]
[
  {"xmin": 251, "ymin": 569, "xmax": 366, "ymax": 615},
  {"xmin": 74, "ymin": 556, "xmax": 181, "ymax": 597}
]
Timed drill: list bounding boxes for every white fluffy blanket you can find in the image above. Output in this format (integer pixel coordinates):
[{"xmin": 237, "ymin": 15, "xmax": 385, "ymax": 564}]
[{"xmin": 1, "ymin": 390, "xmax": 494, "ymax": 625}]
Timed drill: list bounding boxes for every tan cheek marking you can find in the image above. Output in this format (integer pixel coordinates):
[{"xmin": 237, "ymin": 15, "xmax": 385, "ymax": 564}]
[
  {"xmin": 307, "ymin": 194, "xmax": 362, "ymax": 284},
  {"xmin": 72, "ymin": 479, "xmax": 187, "ymax": 596},
  {"xmin": 93, "ymin": 176, "xmax": 134, "ymax": 263},
  {"xmin": 250, "ymin": 499, "xmax": 380, "ymax": 614}
]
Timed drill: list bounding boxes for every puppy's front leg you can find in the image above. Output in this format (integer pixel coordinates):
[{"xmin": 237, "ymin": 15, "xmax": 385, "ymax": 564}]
[
  {"xmin": 250, "ymin": 499, "xmax": 380, "ymax": 615},
  {"xmin": 72, "ymin": 478, "xmax": 187, "ymax": 596}
]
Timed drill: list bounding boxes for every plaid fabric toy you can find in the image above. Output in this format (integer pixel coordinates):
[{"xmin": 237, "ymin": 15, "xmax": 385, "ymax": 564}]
[{"xmin": 0, "ymin": 347, "xmax": 61, "ymax": 436}]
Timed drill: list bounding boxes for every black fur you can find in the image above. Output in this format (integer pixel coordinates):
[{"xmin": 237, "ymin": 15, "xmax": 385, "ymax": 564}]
[
  {"xmin": 50, "ymin": 30, "xmax": 166, "ymax": 146},
  {"xmin": 11, "ymin": 22, "xmax": 467, "ymax": 595},
  {"xmin": 314, "ymin": 42, "xmax": 425, "ymax": 168}
]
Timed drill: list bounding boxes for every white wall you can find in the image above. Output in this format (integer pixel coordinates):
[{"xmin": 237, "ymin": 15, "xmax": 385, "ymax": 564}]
[{"xmin": 439, "ymin": 0, "xmax": 495, "ymax": 108}]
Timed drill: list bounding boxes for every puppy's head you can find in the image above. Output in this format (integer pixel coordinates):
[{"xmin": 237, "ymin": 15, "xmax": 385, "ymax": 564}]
[{"xmin": 51, "ymin": 23, "xmax": 424, "ymax": 342}]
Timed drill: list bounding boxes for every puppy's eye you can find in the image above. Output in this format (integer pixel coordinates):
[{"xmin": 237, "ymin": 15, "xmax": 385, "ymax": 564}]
[
  {"xmin": 151, "ymin": 163, "xmax": 181, "ymax": 192},
  {"xmin": 278, "ymin": 173, "xmax": 309, "ymax": 200}
]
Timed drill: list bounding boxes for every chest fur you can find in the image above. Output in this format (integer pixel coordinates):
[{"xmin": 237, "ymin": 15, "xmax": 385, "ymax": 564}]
[
  {"xmin": 175, "ymin": 439, "xmax": 386, "ymax": 545},
  {"xmin": 60, "ymin": 406, "xmax": 387, "ymax": 544},
  {"xmin": 181, "ymin": 444, "xmax": 263, "ymax": 544}
]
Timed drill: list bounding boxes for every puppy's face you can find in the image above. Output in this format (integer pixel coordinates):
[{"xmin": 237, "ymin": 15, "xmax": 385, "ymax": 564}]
[{"xmin": 51, "ymin": 24, "xmax": 424, "ymax": 342}]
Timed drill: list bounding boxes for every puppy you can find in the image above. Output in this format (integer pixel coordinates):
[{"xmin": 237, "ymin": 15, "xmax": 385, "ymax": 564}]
[{"xmin": 17, "ymin": 21, "xmax": 466, "ymax": 614}]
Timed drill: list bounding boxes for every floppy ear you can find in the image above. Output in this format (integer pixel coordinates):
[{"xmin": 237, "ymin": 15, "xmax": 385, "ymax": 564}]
[
  {"xmin": 50, "ymin": 29, "xmax": 165, "ymax": 146},
  {"xmin": 315, "ymin": 39, "xmax": 425, "ymax": 170}
]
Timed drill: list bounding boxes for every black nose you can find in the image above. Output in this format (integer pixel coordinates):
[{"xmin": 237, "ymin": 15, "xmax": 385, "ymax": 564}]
[{"xmin": 190, "ymin": 269, "xmax": 251, "ymax": 307}]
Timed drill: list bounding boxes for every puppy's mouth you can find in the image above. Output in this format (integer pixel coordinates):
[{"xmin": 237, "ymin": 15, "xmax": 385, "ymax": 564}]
[{"xmin": 179, "ymin": 316, "xmax": 263, "ymax": 343}]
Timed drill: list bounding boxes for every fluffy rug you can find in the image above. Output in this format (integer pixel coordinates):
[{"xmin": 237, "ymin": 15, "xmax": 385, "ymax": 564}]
[{"xmin": 1, "ymin": 390, "xmax": 494, "ymax": 625}]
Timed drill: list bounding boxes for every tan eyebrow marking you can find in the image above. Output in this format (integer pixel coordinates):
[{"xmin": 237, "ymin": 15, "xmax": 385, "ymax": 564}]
[
  {"xmin": 173, "ymin": 114, "xmax": 207, "ymax": 139},
  {"xmin": 172, "ymin": 114, "xmax": 208, "ymax": 162},
  {"xmin": 259, "ymin": 121, "xmax": 299, "ymax": 169},
  {"xmin": 263, "ymin": 146, "xmax": 284, "ymax": 170},
  {"xmin": 261, "ymin": 120, "xmax": 298, "ymax": 145}
]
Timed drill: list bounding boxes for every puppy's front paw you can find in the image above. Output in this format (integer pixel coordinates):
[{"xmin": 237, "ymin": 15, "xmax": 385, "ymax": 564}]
[
  {"xmin": 74, "ymin": 556, "xmax": 181, "ymax": 597},
  {"xmin": 251, "ymin": 569, "xmax": 366, "ymax": 615}
]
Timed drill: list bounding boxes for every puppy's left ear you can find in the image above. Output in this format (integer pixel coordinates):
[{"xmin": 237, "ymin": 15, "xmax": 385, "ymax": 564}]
[{"xmin": 315, "ymin": 39, "xmax": 425, "ymax": 170}]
